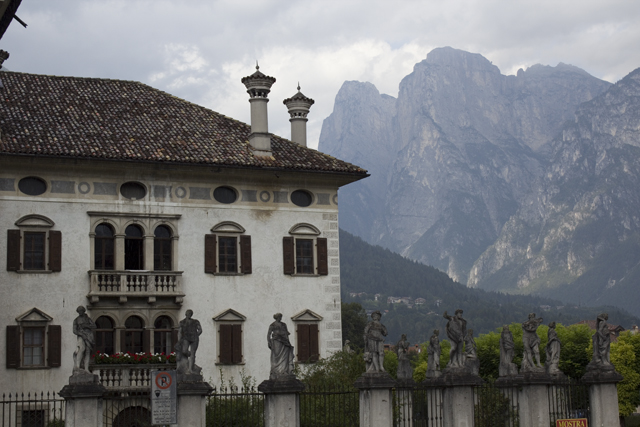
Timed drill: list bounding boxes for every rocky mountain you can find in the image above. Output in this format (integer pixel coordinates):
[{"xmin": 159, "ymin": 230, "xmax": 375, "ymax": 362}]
[
  {"xmin": 469, "ymin": 68, "xmax": 640, "ymax": 316},
  {"xmin": 320, "ymin": 47, "xmax": 611, "ymax": 285}
]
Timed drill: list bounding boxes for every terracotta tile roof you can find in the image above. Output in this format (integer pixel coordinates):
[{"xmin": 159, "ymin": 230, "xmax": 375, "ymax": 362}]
[{"xmin": 0, "ymin": 72, "xmax": 368, "ymax": 176}]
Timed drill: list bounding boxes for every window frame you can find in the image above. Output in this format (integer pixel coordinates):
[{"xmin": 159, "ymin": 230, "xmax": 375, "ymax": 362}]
[
  {"xmin": 283, "ymin": 224, "xmax": 328, "ymax": 276},
  {"xmin": 153, "ymin": 225, "xmax": 173, "ymax": 271},
  {"xmin": 6, "ymin": 308, "xmax": 61, "ymax": 370},
  {"xmin": 94, "ymin": 223, "xmax": 115, "ymax": 270},
  {"xmin": 213, "ymin": 309, "xmax": 246, "ymax": 365},
  {"xmin": 94, "ymin": 316, "xmax": 115, "ymax": 355},
  {"xmin": 7, "ymin": 215, "xmax": 61, "ymax": 273},
  {"xmin": 291, "ymin": 309, "xmax": 323, "ymax": 364},
  {"xmin": 205, "ymin": 222, "xmax": 251, "ymax": 275}
]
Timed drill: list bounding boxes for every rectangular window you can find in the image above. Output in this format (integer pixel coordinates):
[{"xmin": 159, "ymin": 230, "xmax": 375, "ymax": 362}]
[
  {"xmin": 95, "ymin": 331, "xmax": 115, "ymax": 355},
  {"xmin": 219, "ymin": 324, "xmax": 242, "ymax": 364},
  {"xmin": 218, "ymin": 237, "xmax": 237, "ymax": 273},
  {"xmin": 23, "ymin": 328, "xmax": 44, "ymax": 366},
  {"xmin": 295, "ymin": 239, "xmax": 314, "ymax": 274},
  {"xmin": 154, "ymin": 331, "xmax": 173, "ymax": 355},
  {"xmin": 296, "ymin": 324, "xmax": 319, "ymax": 363},
  {"xmin": 21, "ymin": 409, "xmax": 45, "ymax": 427},
  {"xmin": 153, "ymin": 239, "xmax": 172, "ymax": 271},
  {"xmin": 23, "ymin": 233, "xmax": 45, "ymax": 270},
  {"xmin": 95, "ymin": 237, "xmax": 115, "ymax": 270},
  {"xmin": 124, "ymin": 331, "xmax": 144, "ymax": 353}
]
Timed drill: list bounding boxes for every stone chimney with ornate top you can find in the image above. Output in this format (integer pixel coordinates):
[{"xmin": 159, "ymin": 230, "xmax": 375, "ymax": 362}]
[
  {"xmin": 283, "ymin": 84, "xmax": 314, "ymax": 147},
  {"xmin": 241, "ymin": 64, "xmax": 276, "ymax": 156}
]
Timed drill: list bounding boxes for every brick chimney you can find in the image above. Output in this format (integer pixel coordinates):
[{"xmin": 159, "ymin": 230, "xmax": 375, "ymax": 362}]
[
  {"xmin": 241, "ymin": 64, "xmax": 276, "ymax": 156},
  {"xmin": 283, "ymin": 84, "xmax": 314, "ymax": 147}
]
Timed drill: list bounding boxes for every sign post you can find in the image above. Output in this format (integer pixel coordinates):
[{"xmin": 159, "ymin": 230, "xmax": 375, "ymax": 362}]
[{"xmin": 151, "ymin": 370, "xmax": 177, "ymax": 425}]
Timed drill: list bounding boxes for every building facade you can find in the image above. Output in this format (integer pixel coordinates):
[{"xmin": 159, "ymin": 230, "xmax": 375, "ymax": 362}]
[{"xmin": 0, "ymin": 68, "xmax": 367, "ymax": 393}]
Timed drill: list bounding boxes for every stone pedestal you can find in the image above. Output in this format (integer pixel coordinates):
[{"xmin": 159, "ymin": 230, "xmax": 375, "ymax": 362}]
[
  {"xmin": 59, "ymin": 371, "xmax": 107, "ymax": 427},
  {"xmin": 582, "ymin": 367, "xmax": 623, "ymax": 427},
  {"xmin": 258, "ymin": 375, "xmax": 305, "ymax": 427},
  {"xmin": 177, "ymin": 377, "xmax": 213, "ymax": 427},
  {"xmin": 396, "ymin": 379, "xmax": 416, "ymax": 427},
  {"xmin": 517, "ymin": 371, "xmax": 552, "ymax": 427},
  {"xmin": 440, "ymin": 370, "xmax": 482, "ymax": 427},
  {"xmin": 354, "ymin": 373, "xmax": 396, "ymax": 427}
]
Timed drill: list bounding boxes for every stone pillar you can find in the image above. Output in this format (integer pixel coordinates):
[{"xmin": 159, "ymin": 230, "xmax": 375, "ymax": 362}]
[
  {"xmin": 582, "ymin": 368, "xmax": 623, "ymax": 427},
  {"xmin": 258, "ymin": 375, "xmax": 305, "ymax": 427},
  {"xmin": 354, "ymin": 373, "xmax": 396, "ymax": 427},
  {"xmin": 517, "ymin": 373, "xmax": 552, "ymax": 427},
  {"xmin": 396, "ymin": 379, "xmax": 415, "ymax": 427},
  {"xmin": 177, "ymin": 380, "xmax": 213, "ymax": 427},
  {"xmin": 440, "ymin": 370, "xmax": 482, "ymax": 427},
  {"xmin": 59, "ymin": 371, "xmax": 107, "ymax": 427}
]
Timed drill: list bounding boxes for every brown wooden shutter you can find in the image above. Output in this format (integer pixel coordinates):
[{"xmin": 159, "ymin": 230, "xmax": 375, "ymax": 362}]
[
  {"xmin": 297, "ymin": 324, "xmax": 310, "ymax": 362},
  {"xmin": 171, "ymin": 330, "xmax": 179, "ymax": 352},
  {"xmin": 309, "ymin": 324, "xmax": 319, "ymax": 362},
  {"xmin": 204, "ymin": 234, "xmax": 217, "ymax": 274},
  {"xmin": 283, "ymin": 237, "xmax": 294, "ymax": 275},
  {"xmin": 316, "ymin": 238, "xmax": 328, "ymax": 275},
  {"xmin": 7, "ymin": 230, "xmax": 20, "ymax": 271},
  {"xmin": 6, "ymin": 325, "xmax": 20, "ymax": 368},
  {"xmin": 47, "ymin": 325, "xmax": 62, "ymax": 367},
  {"xmin": 48, "ymin": 230, "xmax": 62, "ymax": 272},
  {"xmin": 240, "ymin": 235, "xmax": 252, "ymax": 274},
  {"xmin": 219, "ymin": 324, "xmax": 232, "ymax": 364},
  {"xmin": 142, "ymin": 329, "xmax": 151, "ymax": 353},
  {"xmin": 232, "ymin": 324, "xmax": 242, "ymax": 364}
]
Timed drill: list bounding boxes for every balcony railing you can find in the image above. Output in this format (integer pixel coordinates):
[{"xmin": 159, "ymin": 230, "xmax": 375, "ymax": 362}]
[
  {"xmin": 90, "ymin": 364, "xmax": 176, "ymax": 391},
  {"xmin": 88, "ymin": 271, "xmax": 184, "ymax": 304}
]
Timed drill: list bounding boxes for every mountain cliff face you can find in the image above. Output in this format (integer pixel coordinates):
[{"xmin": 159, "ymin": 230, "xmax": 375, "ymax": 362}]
[
  {"xmin": 469, "ymin": 68, "xmax": 640, "ymax": 315},
  {"xmin": 320, "ymin": 47, "xmax": 611, "ymax": 285}
]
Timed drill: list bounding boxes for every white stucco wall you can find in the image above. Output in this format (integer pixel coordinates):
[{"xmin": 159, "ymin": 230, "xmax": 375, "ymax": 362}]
[{"xmin": 0, "ymin": 156, "xmax": 351, "ymax": 393}]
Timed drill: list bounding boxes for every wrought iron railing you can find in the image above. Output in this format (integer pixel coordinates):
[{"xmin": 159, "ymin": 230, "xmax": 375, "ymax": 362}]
[
  {"xmin": 548, "ymin": 379, "xmax": 590, "ymax": 424},
  {"xmin": 207, "ymin": 386, "xmax": 264, "ymax": 427},
  {"xmin": 0, "ymin": 392, "xmax": 65, "ymax": 427},
  {"xmin": 300, "ymin": 384, "xmax": 359, "ymax": 427}
]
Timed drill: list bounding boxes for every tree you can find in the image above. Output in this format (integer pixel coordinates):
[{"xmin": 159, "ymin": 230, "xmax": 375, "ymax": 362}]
[
  {"xmin": 341, "ymin": 302, "xmax": 368, "ymax": 352},
  {"xmin": 611, "ymin": 332, "xmax": 640, "ymax": 418}
]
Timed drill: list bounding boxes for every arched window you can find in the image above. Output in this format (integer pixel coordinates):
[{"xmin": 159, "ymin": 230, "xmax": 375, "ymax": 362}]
[
  {"xmin": 154, "ymin": 316, "xmax": 174, "ymax": 355},
  {"xmin": 154, "ymin": 226, "xmax": 172, "ymax": 271},
  {"xmin": 124, "ymin": 225, "xmax": 144, "ymax": 270},
  {"xmin": 95, "ymin": 224, "xmax": 115, "ymax": 270},
  {"xmin": 94, "ymin": 316, "xmax": 115, "ymax": 355},
  {"xmin": 124, "ymin": 316, "xmax": 146, "ymax": 353}
]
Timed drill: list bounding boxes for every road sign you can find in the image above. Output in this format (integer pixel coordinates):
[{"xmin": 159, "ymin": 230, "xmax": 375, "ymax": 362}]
[
  {"xmin": 151, "ymin": 370, "xmax": 177, "ymax": 425},
  {"xmin": 556, "ymin": 419, "xmax": 588, "ymax": 427}
]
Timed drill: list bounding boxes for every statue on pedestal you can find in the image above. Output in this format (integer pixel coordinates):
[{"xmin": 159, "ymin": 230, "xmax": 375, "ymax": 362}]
[
  {"xmin": 427, "ymin": 329, "xmax": 441, "ymax": 377},
  {"xmin": 499, "ymin": 325, "xmax": 518, "ymax": 377},
  {"xmin": 177, "ymin": 309, "xmax": 202, "ymax": 376},
  {"xmin": 443, "ymin": 309, "xmax": 466, "ymax": 369},
  {"xmin": 72, "ymin": 306, "xmax": 96, "ymax": 373},
  {"xmin": 363, "ymin": 311, "xmax": 387, "ymax": 373},
  {"xmin": 396, "ymin": 334, "xmax": 413, "ymax": 379},
  {"xmin": 464, "ymin": 329, "xmax": 480, "ymax": 376},
  {"xmin": 267, "ymin": 313, "xmax": 295, "ymax": 379},
  {"xmin": 545, "ymin": 322, "xmax": 562, "ymax": 376},
  {"xmin": 591, "ymin": 313, "xmax": 612, "ymax": 367},
  {"xmin": 521, "ymin": 313, "xmax": 544, "ymax": 372}
]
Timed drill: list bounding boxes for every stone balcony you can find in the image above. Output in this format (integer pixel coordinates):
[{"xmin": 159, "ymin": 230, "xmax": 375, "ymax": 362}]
[
  {"xmin": 90, "ymin": 364, "xmax": 176, "ymax": 391},
  {"xmin": 88, "ymin": 271, "xmax": 184, "ymax": 305}
]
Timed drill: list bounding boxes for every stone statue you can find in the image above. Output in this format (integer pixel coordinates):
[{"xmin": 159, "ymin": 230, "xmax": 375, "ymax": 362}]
[
  {"xmin": 343, "ymin": 340, "xmax": 354, "ymax": 354},
  {"xmin": 267, "ymin": 313, "xmax": 295, "ymax": 379},
  {"xmin": 363, "ymin": 310, "xmax": 387, "ymax": 373},
  {"xmin": 72, "ymin": 306, "xmax": 96, "ymax": 373},
  {"xmin": 591, "ymin": 313, "xmax": 612, "ymax": 366},
  {"xmin": 521, "ymin": 313, "xmax": 544, "ymax": 372},
  {"xmin": 499, "ymin": 325, "xmax": 518, "ymax": 377},
  {"xmin": 396, "ymin": 334, "xmax": 413, "ymax": 379},
  {"xmin": 443, "ymin": 309, "xmax": 466, "ymax": 369},
  {"xmin": 545, "ymin": 321, "xmax": 562, "ymax": 375},
  {"xmin": 176, "ymin": 309, "xmax": 202, "ymax": 376},
  {"xmin": 427, "ymin": 329, "xmax": 441, "ymax": 378},
  {"xmin": 464, "ymin": 329, "xmax": 480, "ymax": 376}
]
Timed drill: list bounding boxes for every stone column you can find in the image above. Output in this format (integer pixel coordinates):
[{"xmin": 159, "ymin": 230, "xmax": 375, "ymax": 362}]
[
  {"xmin": 258, "ymin": 375, "xmax": 305, "ymax": 427},
  {"xmin": 354, "ymin": 373, "xmax": 396, "ymax": 427},
  {"xmin": 59, "ymin": 371, "xmax": 107, "ymax": 427},
  {"xmin": 396, "ymin": 379, "xmax": 416, "ymax": 427},
  {"xmin": 440, "ymin": 370, "xmax": 482, "ymax": 427},
  {"xmin": 517, "ymin": 372, "xmax": 552, "ymax": 427},
  {"xmin": 177, "ymin": 379, "xmax": 214, "ymax": 427},
  {"xmin": 582, "ymin": 368, "xmax": 623, "ymax": 427}
]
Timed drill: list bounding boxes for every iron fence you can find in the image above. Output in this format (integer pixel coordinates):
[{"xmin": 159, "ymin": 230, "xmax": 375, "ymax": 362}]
[
  {"xmin": 0, "ymin": 392, "xmax": 65, "ymax": 427},
  {"xmin": 102, "ymin": 392, "xmax": 154, "ymax": 427},
  {"xmin": 397, "ymin": 385, "xmax": 444, "ymax": 427},
  {"xmin": 548, "ymin": 379, "xmax": 590, "ymax": 424},
  {"xmin": 300, "ymin": 384, "xmax": 359, "ymax": 427},
  {"xmin": 206, "ymin": 386, "xmax": 264, "ymax": 427},
  {"xmin": 474, "ymin": 382, "xmax": 520, "ymax": 427}
]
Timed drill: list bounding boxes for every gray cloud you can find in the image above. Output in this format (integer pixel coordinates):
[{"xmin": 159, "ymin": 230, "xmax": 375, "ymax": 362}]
[{"xmin": 2, "ymin": 0, "xmax": 639, "ymax": 148}]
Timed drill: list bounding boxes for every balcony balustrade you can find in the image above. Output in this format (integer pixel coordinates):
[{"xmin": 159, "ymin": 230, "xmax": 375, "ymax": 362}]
[
  {"xmin": 88, "ymin": 271, "xmax": 184, "ymax": 304},
  {"xmin": 90, "ymin": 364, "xmax": 176, "ymax": 391}
]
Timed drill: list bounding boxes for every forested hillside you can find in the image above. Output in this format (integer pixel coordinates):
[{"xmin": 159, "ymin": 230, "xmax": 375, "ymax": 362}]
[{"xmin": 339, "ymin": 229, "xmax": 639, "ymax": 344}]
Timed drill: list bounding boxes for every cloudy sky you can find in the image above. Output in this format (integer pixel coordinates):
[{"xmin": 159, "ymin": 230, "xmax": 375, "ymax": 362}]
[{"xmin": 2, "ymin": 0, "xmax": 640, "ymax": 149}]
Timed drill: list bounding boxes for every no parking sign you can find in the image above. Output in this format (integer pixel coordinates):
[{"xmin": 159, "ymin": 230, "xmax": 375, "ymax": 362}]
[{"xmin": 151, "ymin": 370, "xmax": 177, "ymax": 425}]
